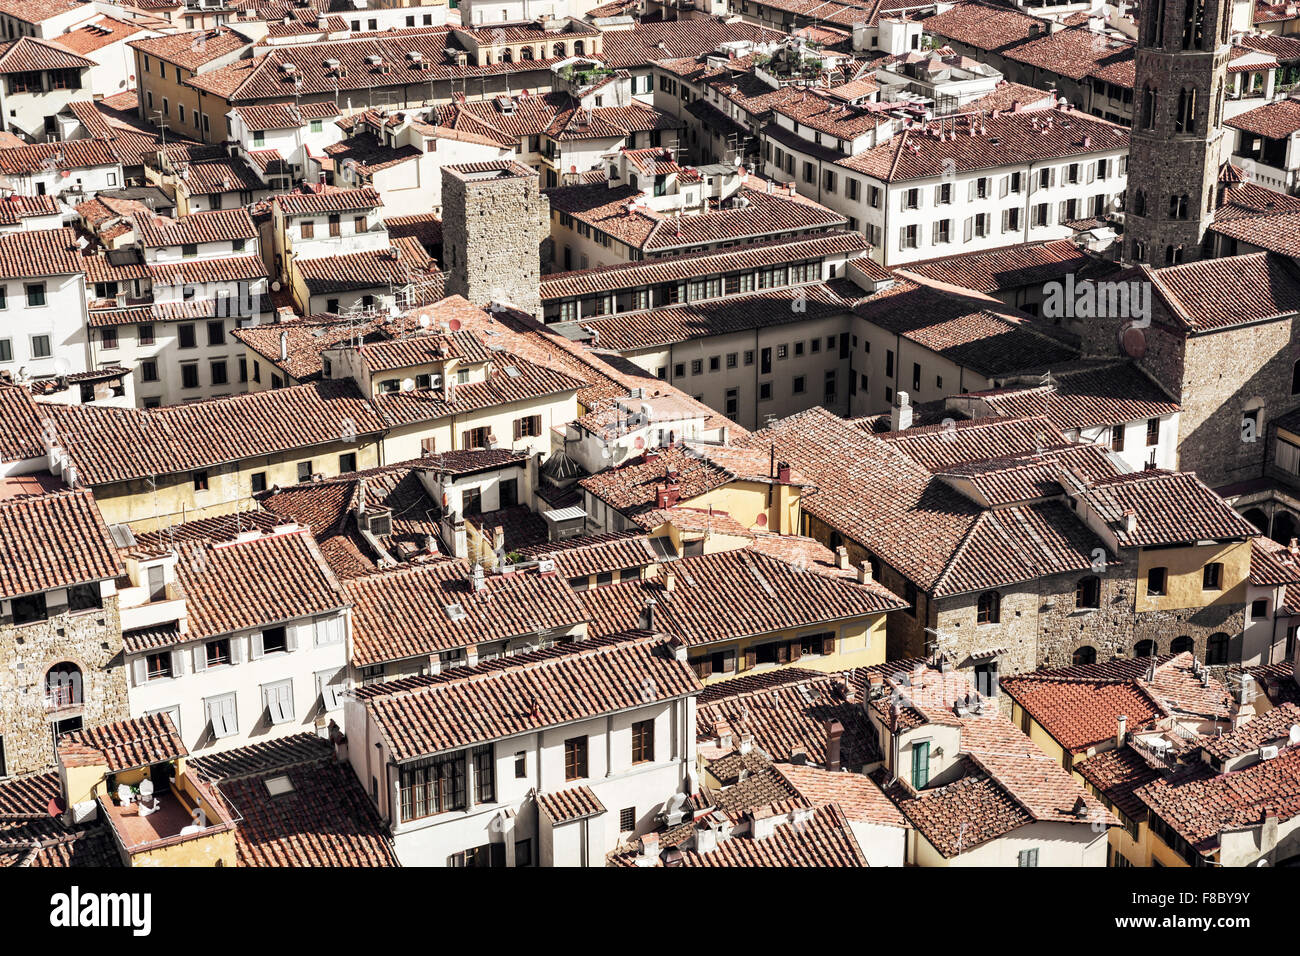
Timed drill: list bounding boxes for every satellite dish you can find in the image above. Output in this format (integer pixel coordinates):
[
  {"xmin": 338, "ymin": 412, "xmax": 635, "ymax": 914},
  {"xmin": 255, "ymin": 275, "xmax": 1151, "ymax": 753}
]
[
  {"xmin": 271, "ymin": 280, "xmax": 282, "ymax": 291},
  {"xmin": 1290, "ymin": 724, "xmax": 1300, "ymax": 747},
  {"xmin": 448, "ymin": 318, "xmax": 461, "ymax": 331},
  {"xmin": 755, "ymin": 513, "xmax": 767, "ymax": 527},
  {"xmin": 419, "ymin": 312, "xmax": 431, "ymax": 327}
]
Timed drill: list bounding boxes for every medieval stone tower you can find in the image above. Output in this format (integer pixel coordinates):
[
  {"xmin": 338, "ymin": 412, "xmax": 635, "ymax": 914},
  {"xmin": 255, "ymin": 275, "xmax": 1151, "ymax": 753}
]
[
  {"xmin": 1124, "ymin": 0, "xmax": 1232, "ymax": 265},
  {"xmin": 442, "ymin": 161, "xmax": 547, "ymax": 318}
]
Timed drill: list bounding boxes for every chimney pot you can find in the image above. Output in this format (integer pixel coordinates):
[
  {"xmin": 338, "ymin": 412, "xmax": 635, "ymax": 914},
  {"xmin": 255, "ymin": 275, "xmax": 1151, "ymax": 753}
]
[
  {"xmin": 664, "ymin": 568, "xmax": 676, "ymax": 592},
  {"xmin": 835, "ymin": 545, "xmax": 850, "ymax": 570},
  {"xmin": 857, "ymin": 561, "xmax": 873, "ymax": 585},
  {"xmin": 1116, "ymin": 714, "xmax": 1127, "ymax": 748},
  {"xmin": 1123, "ymin": 509, "xmax": 1138, "ymax": 534}
]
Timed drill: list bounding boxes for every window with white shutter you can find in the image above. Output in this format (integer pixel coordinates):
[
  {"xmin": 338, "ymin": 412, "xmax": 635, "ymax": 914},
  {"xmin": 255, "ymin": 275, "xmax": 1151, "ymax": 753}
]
[
  {"xmin": 170, "ymin": 647, "xmax": 185, "ymax": 678},
  {"xmin": 132, "ymin": 657, "xmax": 147, "ymax": 686},
  {"xmin": 262, "ymin": 679, "xmax": 294, "ymax": 725},
  {"xmin": 314, "ymin": 615, "xmax": 344, "ymax": 646},
  {"xmin": 316, "ymin": 668, "xmax": 346, "ymax": 711},
  {"xmin": 206, "ymin": 693, "xmax": 238, "ymax": 738}
]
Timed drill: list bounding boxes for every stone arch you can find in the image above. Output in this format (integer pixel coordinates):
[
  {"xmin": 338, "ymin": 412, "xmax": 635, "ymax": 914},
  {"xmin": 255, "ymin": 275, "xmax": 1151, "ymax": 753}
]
[
  {"xmin": 1242, "ymin": 507, "xmax": 1268, "ymax": 533},
  {"xmin": 1171, "ymin": 635, "xmax": 1195, "ymax": 654},
  {"xmin": 1205, "ymin": 631, "xmax": 1230, "ymax": 665},
  {"xmin": 1272, "ymin": 510, "xmax": 1298, "ymax": 545},
  {"xmin": 1134, "ymin": 638, "xmax": 1158, "ymax": 658},
  {"xmin": 44, "ymin": 660, "xmax": 84, "ymax": 709},
  {"xmin": 1072, "ymin": 645, "xmax": 1097, "ymax": 666}
]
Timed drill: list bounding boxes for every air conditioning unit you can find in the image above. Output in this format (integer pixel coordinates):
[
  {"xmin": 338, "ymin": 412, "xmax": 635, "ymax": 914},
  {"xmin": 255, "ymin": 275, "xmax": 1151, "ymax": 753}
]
[
  {"xmin": 537, "ymin": 557, "xmax": 556, "ymax": 574},
  {"xmin": 1260, "ymin": 744, "xmax": 1280, "ymax": 761}
]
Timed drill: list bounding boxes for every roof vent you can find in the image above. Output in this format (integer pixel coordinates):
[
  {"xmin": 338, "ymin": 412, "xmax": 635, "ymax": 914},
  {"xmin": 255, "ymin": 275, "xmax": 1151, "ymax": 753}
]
[{"xmin": 444, "ymin": 602, "xmax": 467, "ymax": 620}]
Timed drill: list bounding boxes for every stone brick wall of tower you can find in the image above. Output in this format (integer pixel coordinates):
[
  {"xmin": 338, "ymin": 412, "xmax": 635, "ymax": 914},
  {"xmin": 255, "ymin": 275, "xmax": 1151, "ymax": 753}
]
[
  {"xmin": 0, "ymin": 595, "xmax": 129, "ymax": 775},
  {"xmin": 443, "ymin": 171, "xmax": 546, "ymax": 318},
  {"xmin": 1124, "ymin": 0, "xmax": 1232, "ymax": 264},
  {"xmin": 1175, "ymin": 319, "xmax": 1300, "ymax": 486}
]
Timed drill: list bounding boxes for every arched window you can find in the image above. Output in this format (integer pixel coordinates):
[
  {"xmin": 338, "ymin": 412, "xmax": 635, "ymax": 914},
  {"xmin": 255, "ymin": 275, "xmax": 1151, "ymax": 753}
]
[
  {"xmin": 1133, "ymin": 190, "xmax": 1147, "ymax": 216},
  {"xmin": 1170, "ymin": 635, "xmax": 1195, "ymax": 654},
  {"xmin": 1205, "ymin": 632, "xmax": 1230, "ymax": 665},
  {"xmin": 1132, "ymin": 239, "xmax": 1146, "ymax": 261},
  {"xmin": 1134, "ymin": 639, "xmax": 1157, "ymax": 658},
  {"xmin": 521, "ymin": 46, "xmax": 534, "ymax": 61},
  {"xmin": 501, "ymin": 47, "xmax": 513, "ymax": 63},
  {"xmin": 1141, "ymin": 84, "xmax": 1157, "ymax": 129},
  {"xmin": 1147, "ymin": 0, "xmax": 1166, "ymax": 45},
  {"xmin": 1182, "ymin": 0, "xmax": 1205, "ymax": 49},
  {"xmin": 976, "ymin": 590, "xmax": 1001, "ymax": 625},
  {"xmin": 45, "ymin": 662, "xmax": 82, "ymax": 709},
  {"xmin": 1076, "ymin": 575, "xmax": 1101, "ymax": 609},
  {"xmin": 1168, "ymin": 193, "xmax": 1189, "ymax": 219},
  {"xmin": 573, "ymin": 40, "xmax": 585, "ymax": 56},
  {"xmin": 1165, "ymin": 244, "xmax": 1183, "ymax": 265},
  {"xmin": 1072, "ymin": 645, "xmax": 1097, "ymax": 666},
  {"xmin": 553, "ymin": 42, "xmax": 566, "ymax": 57},
  {"xmin": 1175, "ymin": 87, "xmax": 1198, "ymax": 133}
]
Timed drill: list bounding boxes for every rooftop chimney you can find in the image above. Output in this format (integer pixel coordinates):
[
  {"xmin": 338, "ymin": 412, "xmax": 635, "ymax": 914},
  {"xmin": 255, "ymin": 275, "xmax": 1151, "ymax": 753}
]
[
  {"xmin": 825, "ymin": 719, "xmax": 843, "ymax": 772},
  {"xmin": 664, "ymin": 568, "xmax": 676, "ymax": 592},
  {"xmin": 890, "ymin": 391, "xmax": 913, "ymax": 431},
  {"xmin": 279, "ymin": 330, "xmax": 289, "ymax": 362},
  {"xmin": 1116, "ymin": 714, "xmax": 1127, "ymax": 748},
  {"xmin": 835, "ymin": 546, "xmax": 850, "ymax": 570},
  {"xmin": 1123, "ymin": 509, "xmax": 1137, "ymax": 535},
  {"xmin": 1238, "ymin": 673, "xmax": 1255, "ymax": 706},
  {"xmin": 857, "ymin": 561, "xmax": 873, "ymax": 585}
]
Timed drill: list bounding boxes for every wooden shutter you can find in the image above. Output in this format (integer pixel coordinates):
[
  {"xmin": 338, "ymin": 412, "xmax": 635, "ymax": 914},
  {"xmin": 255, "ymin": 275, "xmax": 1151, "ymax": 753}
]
[
  {"xmin": 230, "ymin": 638, "xmax": 243, "ymax": 665},
  {"xmin": 251, "ymin": 632, "xmax": 264, "ymax": 660},
  {"xmin": 170, "ymin": 647, "xmax": 185, "ymax": 677},
  {"xmin": 777, "ymin": 642, "xmax": 789, "ymax": 664},
  {"xmin": 931, "ymin": 221, "xmax": 940, "ymax": 244},
  {"xmin": 530, "ymin": 415, "xmax": 541, "ymax": 435},
  {"xmin": 1058, "ymin": 200, "xmax": 1068, "ymax": 223},
  {"xmin": 285, "ymin": 625, "xmax": 297, "ymax": 652},
  {"xmin": 999, "ymin": 175, "xmax": 1009, "ymax": 198},
  {"xmin": 421, "ymin": 437, "xmax": 435, "ymax": 455},
  {"xmin": 723, "ymin": 649, "xmax": 736, "ymax": 673},
  {"xmin": 789, "ymin": 640, "xmax": 802, "ymax": 662},
  {"xmin": 513, "ymin": 418, "xmax": 522, "ymax": 441},
  {"xmin": 744, "ymin": 646, "xmax": 756, "ymax": 670},
  {"xmin": 462, "ymin": 430, "xmax": 472, "ymax": 449},
  {"xmin": 1086, "ymin": 162, "xmax": 1096, "ymax": 184},
  {"xmin": 193, "ymin": 645, "xmax": 207, "ymax": 672},
  {"xmin": 693, "ymin": 658, "xmax": 709, "ymax": 680},
  {"xmin": 967, "ymin": 180, "xmax": 976, "ymax": 201},
  {"xmin": 1001, "ymin": 209, "xmax": 1009, "ymax": 232},
  {"xmin": 822, "ymin": 634, "xmax": 836, "ymax": 655},
  {"xmin": 132, "ymin": 657, "xmax": 147, "ymax": 686},
  {"xmin": 963, "ymin": 217, "xmax": 973, "ymax": 242}
]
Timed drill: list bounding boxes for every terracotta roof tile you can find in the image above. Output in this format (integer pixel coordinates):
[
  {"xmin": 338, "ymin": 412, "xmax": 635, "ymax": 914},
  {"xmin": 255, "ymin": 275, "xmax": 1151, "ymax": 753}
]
[
  {"xmin": 537, "ymin": 785, "xmax": 606, "ymax": 824},
  {"xmin": 0, "ymin": 488, "xmax": 123, "ymax": 600},
  {"xmin": 359, "ymin": 633, "xmax": 702, "ymax": 759},
  {"xmin": 58, "ymin": 713, "xmax": 186, "ymax": 773}
]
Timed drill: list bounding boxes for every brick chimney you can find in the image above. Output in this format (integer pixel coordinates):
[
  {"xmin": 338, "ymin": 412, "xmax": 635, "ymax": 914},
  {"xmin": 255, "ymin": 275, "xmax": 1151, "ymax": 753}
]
[{"xmin": 825, "ymin": 719, "xmax": 843, "ymax": 772}]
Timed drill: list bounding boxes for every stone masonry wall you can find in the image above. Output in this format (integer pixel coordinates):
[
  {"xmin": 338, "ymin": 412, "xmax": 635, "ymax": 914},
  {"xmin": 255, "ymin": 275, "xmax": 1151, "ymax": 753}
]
[
  {"xmin": 0, "ymin": 594, "xmax": 129, "ymax": 775},
  {"xmin": 443, "ymin": 167, "xmax": 545, "ymax": 318}
]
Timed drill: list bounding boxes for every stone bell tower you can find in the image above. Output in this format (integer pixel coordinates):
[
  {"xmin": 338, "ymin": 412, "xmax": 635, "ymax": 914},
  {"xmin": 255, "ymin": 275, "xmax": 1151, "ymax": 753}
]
[{"xmin": 1124, "ymin": 0, "xmax": 1232, "ymax": 265}]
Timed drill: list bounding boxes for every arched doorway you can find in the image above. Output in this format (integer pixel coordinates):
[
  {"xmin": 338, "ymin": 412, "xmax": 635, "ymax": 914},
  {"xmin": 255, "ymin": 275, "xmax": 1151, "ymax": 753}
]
[
  {"xmin": 1170, "ymin": 635, "xmax": 1194, "ymax": 655},
  {"xmin": 1072, "ymin": 645, "xmax": 1097, "ymax": 666},
  {"xmin": 1272, "ymin": 511, "xmax": 1298, "ymax": 546},
  {"xmin": 1206, "ymin": 632, "xmax": 1230, "ymax": 665},
  {"xmin": 1242, "ymin": 507, "xmax": 1268, "ymax": 534},
  {"xmin": 1134, "ymin": 639, "xmax": 1158, "ymax": 658}
]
